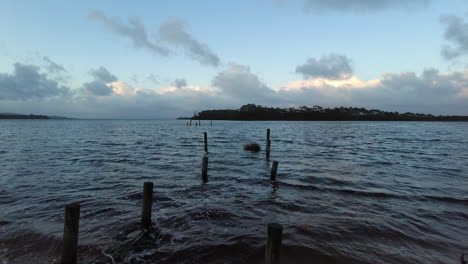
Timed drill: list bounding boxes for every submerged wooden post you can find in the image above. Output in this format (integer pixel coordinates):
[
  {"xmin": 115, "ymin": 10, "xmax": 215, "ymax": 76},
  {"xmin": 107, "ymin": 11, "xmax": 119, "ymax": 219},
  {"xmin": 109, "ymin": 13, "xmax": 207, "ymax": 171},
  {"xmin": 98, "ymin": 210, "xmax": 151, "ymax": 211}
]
[
  {"xmin": 202, "ymin": 156, "xmax": 208, "ymax": 182},
  {"xmin": 270, "ymin": 161, "xmax": 279, "ymax": 181},
  {"xmin": 266, "ymin": 129, "xmax": 271, "ymax": 158},
  {"xmin": 141, "ymin": 182, "xmax": 153, "ymax": 226},
  {"xmin": 190, "ymin": 119, "xmax": 192, "ymax": 126},
  {"xmin": 199, "ymin": 120, "xmax": 201, "ymax": 126},
  {"xmin": 61, "ymin": 203, "xmax": 80, "ymax": 264},
  {"xmin": 265, "ymin": 223, "xmax": 283, "ymax": 264},
  {"xmin": 204, "ymin": 132, "xmax": 208, "ymax": 152}
]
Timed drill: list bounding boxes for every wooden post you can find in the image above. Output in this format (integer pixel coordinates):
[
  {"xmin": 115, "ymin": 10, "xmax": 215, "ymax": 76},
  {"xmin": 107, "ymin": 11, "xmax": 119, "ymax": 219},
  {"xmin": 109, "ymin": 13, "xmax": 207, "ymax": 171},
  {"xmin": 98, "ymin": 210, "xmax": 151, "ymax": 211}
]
[
  {"xmin": 266, "ymin": 129, "xmax": 271, "ymax": 158},
  {"xmin": 190, "ymin": 120, "xmax": 192, "ymax": 126},
  {"xmin": 196, "ymin": 122, "xmax": 198, "ymax": 126},
  {"xmin": 141, "ymin": 182, "xmax": 153, "ymax": 226},
  {"xmin": 204, "ymin": 132, "xmax": 208, "ymax": 152},
  {"xmin": 202, "ymin": 156, "xmax": 208, "ymax": 183},
  {"xmin": 61, "ymin": 203, "xmax": 80, "ymax": 264},
  {"xmin": 199, "ymin": 120, "xmax": 201, "ymax": 126},
  {"xmin": 265, "ymin": 223, "xmax": 283, "ymax": 264},
  {"xmin": 211, "ymin": 120, "xmax": 212, "ymax": 126},
  {"xmin": 270, "ymin": 161, "xmax": 279, "ymax": 181}
]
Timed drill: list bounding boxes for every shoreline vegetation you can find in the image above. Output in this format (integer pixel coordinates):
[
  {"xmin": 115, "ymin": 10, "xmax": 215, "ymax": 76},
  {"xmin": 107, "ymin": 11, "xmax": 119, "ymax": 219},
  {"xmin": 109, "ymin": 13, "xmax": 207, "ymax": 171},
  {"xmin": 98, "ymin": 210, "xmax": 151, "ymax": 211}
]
[
  {"xmin": 182, "ymin": 104, "xmax": 468, "ymax": 121},
  {"xmin": 0, "ymin": 114, "xmax": 73, "ymax": 119}
]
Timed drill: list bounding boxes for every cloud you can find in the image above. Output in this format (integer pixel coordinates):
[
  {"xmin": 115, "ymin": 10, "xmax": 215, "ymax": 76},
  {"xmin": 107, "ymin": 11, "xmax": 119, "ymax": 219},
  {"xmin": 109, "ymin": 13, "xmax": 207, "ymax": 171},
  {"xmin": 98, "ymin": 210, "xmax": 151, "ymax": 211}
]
[
  {"xmin": 296, "ymin": 54, "xmax": 353, "ymax": 80},
  {"xmin": 173, "ymin": 78, "xmax": 187, "ymax": 88},
  {"xmin": 212, "ymin": 62, "xmax": 275, "ymax": 101},
  {"xmin": 83, "ymin": 66, "xmax": 118, "ymax": 96},
  {"xmin": 300, "ymin": 0, "xmax": 430, "ymax": 12},
  {"xmin": 88, "ymin": 11, "xmax": 170, "ymax": 56},
  {"xmin": 90, "ymin": 66, "xmax": 118, "ymax": 83},
  {"xmin": 88, "ymin": 11, "xmax": 220, "ymax": 67},
  {"xmin": 440, "ymin": 14, "xmax": 468, "ymax": 60},
  {"xmin": 42, "ymin": 56, "xmax": 66, "ymax": 74},
  {"xmin": 0, "ymin": 63, "xmax": 70, "ymax": 100},
  {"xmin": 158, "ymin": 18, "xmax": 220, "ymax": 67},
  {"xmin": 280, "ymin": 68, "xmax": 468, "ymax": 114}
]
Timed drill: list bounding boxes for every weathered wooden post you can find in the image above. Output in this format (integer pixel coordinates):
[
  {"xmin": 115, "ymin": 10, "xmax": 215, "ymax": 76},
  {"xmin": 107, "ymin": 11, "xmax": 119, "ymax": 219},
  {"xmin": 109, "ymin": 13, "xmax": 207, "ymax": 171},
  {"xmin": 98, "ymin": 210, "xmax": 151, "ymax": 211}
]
[
  {"xmin": 204, "ymin": 132, "xmax": 208, "ymax": 152},
  {"xmin": 141, "ymin": 182, "xmax": 153, "ymax": 226},
  {"xmin": 202, "ymin": 156, "xmax": 208, "ymax": 182},
  {"xmin": 190, "ymin": 119, "xmax": 192, "ymax": 126},
  {"xmin": 266, "ymin": 129, "xmax": 271, "ymax": 158},
  {"xmin": 199, "ymin": 120, "xmax": 201, "ymax": 126},
  {"xmin": 61, "ymin": 203, "xmax": 80, "ymax": 264},
  {"xmin": 270, "ymin": 161, "xmax": 279, "ymax": 181},
  {"xmin": 196, "ymin": 122, "xmax": 198, "ymax": 126},
  {"xmin": 265, "ymin": 223, "xmax": 283, "ymax": 264},
  {"xmin": 210, "ymin": 120, "xmax": 212, "ymax": 126}
]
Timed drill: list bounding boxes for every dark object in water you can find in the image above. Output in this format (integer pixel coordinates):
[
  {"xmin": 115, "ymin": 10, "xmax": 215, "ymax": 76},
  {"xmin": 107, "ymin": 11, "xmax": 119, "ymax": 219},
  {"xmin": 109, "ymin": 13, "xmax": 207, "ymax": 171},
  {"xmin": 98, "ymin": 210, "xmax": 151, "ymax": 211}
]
[{"xmin": 244, "ymin": 143, "xmax": 261, "ymax": 152}]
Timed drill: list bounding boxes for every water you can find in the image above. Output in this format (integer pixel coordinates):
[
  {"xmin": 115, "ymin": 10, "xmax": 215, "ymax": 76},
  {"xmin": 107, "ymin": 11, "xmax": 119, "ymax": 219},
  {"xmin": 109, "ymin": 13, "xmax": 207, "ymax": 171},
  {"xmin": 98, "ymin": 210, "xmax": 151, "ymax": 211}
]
[{"xmin": 0, "ymin": 120, "xmax": 467, "ymax": 264}]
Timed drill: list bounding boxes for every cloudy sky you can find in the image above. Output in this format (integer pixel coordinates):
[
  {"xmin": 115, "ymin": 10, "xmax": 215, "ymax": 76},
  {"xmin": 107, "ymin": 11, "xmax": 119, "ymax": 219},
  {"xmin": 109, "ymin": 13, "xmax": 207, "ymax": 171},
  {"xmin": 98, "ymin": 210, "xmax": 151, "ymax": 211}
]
[{"xmin": 1, "ymin": 0, "xmax": 467, "ymax": 118}]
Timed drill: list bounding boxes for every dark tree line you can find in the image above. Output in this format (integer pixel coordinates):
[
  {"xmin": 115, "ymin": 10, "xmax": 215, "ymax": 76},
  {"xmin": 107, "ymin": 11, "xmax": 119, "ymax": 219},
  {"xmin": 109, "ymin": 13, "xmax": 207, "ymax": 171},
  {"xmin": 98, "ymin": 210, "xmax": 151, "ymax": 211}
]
[
  {"xmin": 192, "ymin": 104, "xmax": 468, "ymax": 121},
  {"xmin": 0, "ymin": 114, "xmax": 49, "ymax": 119}
]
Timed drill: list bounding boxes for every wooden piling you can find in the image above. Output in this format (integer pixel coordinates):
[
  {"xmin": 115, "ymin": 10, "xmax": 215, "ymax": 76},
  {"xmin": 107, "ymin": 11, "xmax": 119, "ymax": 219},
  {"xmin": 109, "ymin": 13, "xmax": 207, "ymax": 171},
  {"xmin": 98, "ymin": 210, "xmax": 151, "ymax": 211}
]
[
  {"xmin": 141, "ymin": 182, "xmax": 153, "ymax": 226},
  {"xmin": 199, "ymin": 120, "xmax": 201, "ymax": 126},
  {"xmin": 266, "ymin": 129, "xmax": 271, "ymax": 158},
  {"xmin": 270, "ymin": 161, "xmax": 279, "ymax": 181},
  {"xmin": 204, "ymin": 132, "xmax": 208, "ymax": 152},
  {"xmin": 210, "ymin": 120, "xmax": 212, "ymax": 126},
  {"xmin": 61, "ymin": 203, "xmax": 80, "ymax": 264},
  {"xmin": 265, "ymin": 223, "xmax": 283, "ymax": 264},
  {"xmin": 202, "ymin": 156, "xmax": 208, "ymax": 182},
  {"xmin": 190, "ymin": 120, "xmax": 192, "ymax": 126}
]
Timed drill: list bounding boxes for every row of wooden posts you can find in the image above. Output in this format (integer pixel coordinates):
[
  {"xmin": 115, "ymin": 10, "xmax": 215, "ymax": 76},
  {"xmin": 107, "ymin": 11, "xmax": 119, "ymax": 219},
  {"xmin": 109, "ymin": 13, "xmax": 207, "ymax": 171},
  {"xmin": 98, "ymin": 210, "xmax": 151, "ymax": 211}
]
[
  {"xmin": 187, "ymin": 119, "xmax": 213, "ymax": 126},
  {"xmin": 61, "ymin": 129, "xmax": 283, "ymax": 264}
]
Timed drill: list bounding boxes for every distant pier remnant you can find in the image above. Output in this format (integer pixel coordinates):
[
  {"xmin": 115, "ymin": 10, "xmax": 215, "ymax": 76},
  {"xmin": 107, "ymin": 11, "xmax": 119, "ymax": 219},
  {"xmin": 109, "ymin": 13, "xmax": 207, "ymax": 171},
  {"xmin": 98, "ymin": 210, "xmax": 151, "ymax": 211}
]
[
  {"xmin": 265, "ymin": 223, "xmax": 283, "ymax": 264},
  {"xmin": 266, "ymin": 129, "xmax": 271, "ymax": 158},
  {"xmin": 270, "ymin": 161, "xmax": 279, "ymax": 181},
  {"xmin": 141, "ymin": 182, "xmax": 153, "ymax": 226},
  {"xmin": 204, "ymin": 132, "xmax": 208, "ymax": 152},
  {"xmin": 61, "ymin": 203, "xmax": 80, "ymax": 264},
  {"xmin": 202, "ymin": 156, "xmax": 208, "ymax": 182}
]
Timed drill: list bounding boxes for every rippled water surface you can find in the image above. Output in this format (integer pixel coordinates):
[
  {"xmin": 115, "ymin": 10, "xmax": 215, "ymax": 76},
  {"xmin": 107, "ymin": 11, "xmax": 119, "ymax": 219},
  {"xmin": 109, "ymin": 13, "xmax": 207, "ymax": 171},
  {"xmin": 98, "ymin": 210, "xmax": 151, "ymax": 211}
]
[{"xmin": 0, "ymin": 120, "xmax": 467, "ymax": 263}]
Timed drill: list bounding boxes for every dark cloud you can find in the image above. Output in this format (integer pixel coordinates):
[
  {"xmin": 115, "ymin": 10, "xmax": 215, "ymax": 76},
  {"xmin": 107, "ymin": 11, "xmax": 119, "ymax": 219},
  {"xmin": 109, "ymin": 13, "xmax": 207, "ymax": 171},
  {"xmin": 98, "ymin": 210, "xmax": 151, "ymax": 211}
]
[
  {"xmin": 83, "ymin": 81, "xmax": 114, "ymax": 96},
  {"xmin": 158, "ymin": 18, "xmax": 220, "ymax": 67},
  {"xmin": 83, "ymin": 66, "xmax": 117, "ymax": 96},
  {"xmin": 146, "ymin": 74, "xmax": 160, "ymax": 85},
  {"xmin": 88, "ymin": 11, "xmax": 220, "ymax": 67},
  {"xmin": 0, "ymin": 63, "xmax": 69, "ymax": 100},
  {"xmin": 301, "ymin": 0, "xmax": 430, "ymax": 12},
  {"xmin": 296, "ymin": 54, "xmax": 353, "ymax": 80},
  {"xmin": 90, "ymin": 66, "xmax": 117, "ymax": 83},
  {"xmin": 42, "ymin": 56, "xmax": 66, "ymax": 74},
  {"xmin": 88, "ymin": 11, "xmax": 170, "ymax": 56},
  {"xmin": 173, "ymin": 78, "xmax": 187, "ymax": 88},
  {"xmin": 440, "ymin": 14, "xmax": 468, "ymax": 60},
  {"xmin": 212, "ymin": 62, "xmax": 275, "ymax": 101}
]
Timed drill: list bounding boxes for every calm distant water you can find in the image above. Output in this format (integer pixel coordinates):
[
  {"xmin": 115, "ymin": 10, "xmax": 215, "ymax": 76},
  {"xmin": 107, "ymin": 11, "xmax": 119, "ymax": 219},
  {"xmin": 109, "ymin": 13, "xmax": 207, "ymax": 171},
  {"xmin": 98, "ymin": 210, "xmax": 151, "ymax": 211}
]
[{"xmin": 0, "ymin": 120, "xmax": 467, "ymax": 264}]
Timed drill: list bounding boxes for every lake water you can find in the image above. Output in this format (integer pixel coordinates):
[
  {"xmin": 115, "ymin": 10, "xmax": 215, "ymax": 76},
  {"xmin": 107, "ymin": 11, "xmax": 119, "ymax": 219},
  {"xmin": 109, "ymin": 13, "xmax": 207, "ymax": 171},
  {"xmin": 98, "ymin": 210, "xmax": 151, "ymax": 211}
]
[{"xmin": 0, "ymin": 120, "xmax": 467, "ymax": 263}]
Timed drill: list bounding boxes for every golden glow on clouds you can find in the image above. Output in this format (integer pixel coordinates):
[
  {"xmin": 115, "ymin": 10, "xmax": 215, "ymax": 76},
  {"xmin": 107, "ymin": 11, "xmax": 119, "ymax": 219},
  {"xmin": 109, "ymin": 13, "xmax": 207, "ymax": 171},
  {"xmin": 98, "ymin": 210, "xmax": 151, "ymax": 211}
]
[
  {"xmin": 158, "ymin": 85, "xmax": 216, "ymax": 95},
  {"xmin": 278, "ymin": 75, "xmax": 381, "ymax": 92}
]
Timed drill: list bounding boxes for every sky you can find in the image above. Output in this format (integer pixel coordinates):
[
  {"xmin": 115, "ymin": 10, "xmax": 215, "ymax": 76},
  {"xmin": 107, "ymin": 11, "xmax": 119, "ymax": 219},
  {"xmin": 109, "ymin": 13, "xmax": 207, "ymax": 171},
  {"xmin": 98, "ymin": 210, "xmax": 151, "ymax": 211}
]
[{"xmin": 0, "ymin": 0, "xmax": 467, "ymax": 118}]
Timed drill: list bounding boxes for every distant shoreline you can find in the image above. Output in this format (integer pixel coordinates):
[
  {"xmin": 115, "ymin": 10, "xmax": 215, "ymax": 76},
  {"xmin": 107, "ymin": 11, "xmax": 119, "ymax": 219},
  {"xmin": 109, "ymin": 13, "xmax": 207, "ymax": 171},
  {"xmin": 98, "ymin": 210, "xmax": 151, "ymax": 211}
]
[
  {"xmin": 186, "ymin": 104, "xmax": 468, "ymax": 122},
  {"xmin": 0, "ymin": 114, "xmax": 73, "ymax": 120}
]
